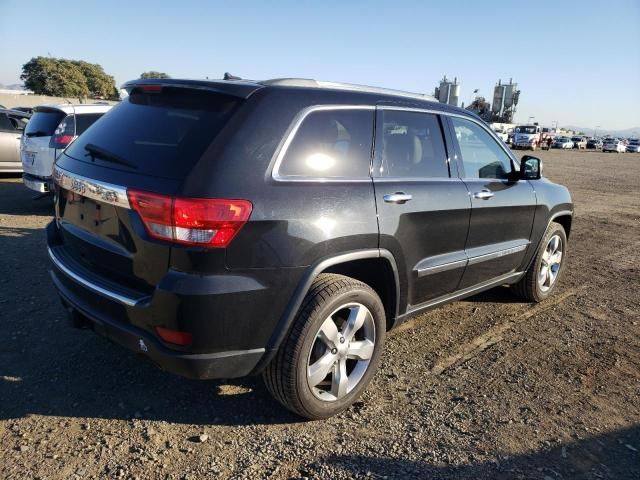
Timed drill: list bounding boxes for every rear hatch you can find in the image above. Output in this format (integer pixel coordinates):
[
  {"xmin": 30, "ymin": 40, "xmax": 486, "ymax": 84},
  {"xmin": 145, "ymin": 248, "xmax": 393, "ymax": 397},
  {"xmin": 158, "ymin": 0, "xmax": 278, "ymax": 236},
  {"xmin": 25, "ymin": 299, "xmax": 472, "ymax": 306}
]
[
  {"xmin": 52, "ymin": 84, "xmax": 246, "ymax": 294},
  {"xmin": 21, "ymin": 107, "xmax": 65, "ymax": 177}
]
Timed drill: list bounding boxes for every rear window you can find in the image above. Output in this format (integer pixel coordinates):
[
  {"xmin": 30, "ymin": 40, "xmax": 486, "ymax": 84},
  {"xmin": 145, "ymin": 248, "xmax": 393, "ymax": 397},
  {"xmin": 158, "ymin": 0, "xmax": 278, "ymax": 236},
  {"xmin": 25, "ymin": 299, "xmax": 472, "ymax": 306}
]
[
  {"xmin": 75, "ymin": 113, "xmax": 105, "ymax": 135},
  {"xmin": 64, "ymin": 87, "xmax": 241, "ymax": 179},
  {"xmin": 24, "ymin": 110, "xmax": 65, "ymax": 137}
]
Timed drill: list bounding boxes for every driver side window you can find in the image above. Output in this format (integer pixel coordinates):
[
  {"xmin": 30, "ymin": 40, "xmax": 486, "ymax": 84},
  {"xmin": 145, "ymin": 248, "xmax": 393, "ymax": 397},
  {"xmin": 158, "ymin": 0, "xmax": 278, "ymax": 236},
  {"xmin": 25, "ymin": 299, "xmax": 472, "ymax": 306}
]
[{"xmin": 451, "ymin": 117, "xmax": 513, "ymax": 179}]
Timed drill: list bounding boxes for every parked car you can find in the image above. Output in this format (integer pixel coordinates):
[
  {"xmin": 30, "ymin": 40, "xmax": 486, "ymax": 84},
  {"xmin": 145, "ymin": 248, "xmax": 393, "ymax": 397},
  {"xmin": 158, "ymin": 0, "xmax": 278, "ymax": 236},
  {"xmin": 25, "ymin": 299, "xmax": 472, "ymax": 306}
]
[
  {"xmin": 552, "ymin": 136, "xmax": 574, "ymax": 149},
  {"xmin": 602, "ymin": 139, "xmax": 626, "ymax": 153},
  {"xmin": 11, "ymin": 106, "xmax": 34, "ymax": 115},
  {"xmin": 0, "ymin": 108, "xmax": 31, "ymax": 173},
  {"xmin": 47, "ymin": 78, "xmax": 573, "ymax": 419},
  {"xmin": 571, "ymin": 136, "xmax": 587, "ymax": 149},
  {"xmin": 625, "ymin": 139, "xmax": 640, "ymax": 153},
  {"xmin": 492, "ymin": 127, "xmax": 508, "ymax": 143},
  {"xmin": 21, "ymin": 103, "xmax": 111, "ymax": 193},
  {"xmin": 586, "ymin": 138, "xmax": 603, "ymax": 150}
]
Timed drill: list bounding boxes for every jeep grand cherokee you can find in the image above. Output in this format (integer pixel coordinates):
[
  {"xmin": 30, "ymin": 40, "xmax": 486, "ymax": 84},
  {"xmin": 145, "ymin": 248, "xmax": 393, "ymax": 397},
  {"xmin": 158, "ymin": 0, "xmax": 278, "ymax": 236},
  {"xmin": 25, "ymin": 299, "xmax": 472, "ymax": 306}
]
[{"xmin": 47, "ymin": 78, "xmax": 573, "ymax": 419}]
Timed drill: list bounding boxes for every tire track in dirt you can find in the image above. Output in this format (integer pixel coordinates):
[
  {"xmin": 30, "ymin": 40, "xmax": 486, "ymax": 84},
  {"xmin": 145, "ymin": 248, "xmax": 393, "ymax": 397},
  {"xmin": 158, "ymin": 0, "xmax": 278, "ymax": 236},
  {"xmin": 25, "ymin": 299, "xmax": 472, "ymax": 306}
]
[{"xmin": 429, "ymin": 286, "xmax": 587, "ymax": 375}]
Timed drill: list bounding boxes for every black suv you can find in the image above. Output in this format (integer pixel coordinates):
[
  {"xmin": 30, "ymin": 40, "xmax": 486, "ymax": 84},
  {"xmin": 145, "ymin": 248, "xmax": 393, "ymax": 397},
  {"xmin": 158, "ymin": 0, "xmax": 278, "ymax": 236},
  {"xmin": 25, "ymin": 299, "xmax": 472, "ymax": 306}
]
[{"xmin": 47, "ymin": 78, "xmax": 573, "ymax": 419}]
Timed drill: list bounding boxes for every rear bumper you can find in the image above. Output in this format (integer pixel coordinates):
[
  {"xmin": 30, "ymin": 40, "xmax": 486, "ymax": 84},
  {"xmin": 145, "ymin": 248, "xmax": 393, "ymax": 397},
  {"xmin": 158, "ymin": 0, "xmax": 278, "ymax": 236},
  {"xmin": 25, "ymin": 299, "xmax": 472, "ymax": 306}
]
[
  {"xmin": 0, "ymin": 162, "xmax": 23, "ymax": 172},
  {"xmin": 45, "ymin": 220, "xmax": 289, "ymax": 380},
  {"xmin": 50, "ymin": 267, "xmax": 265, "ymax": 379},
  {"xmin": 23, "ymin": 173, "xmax": 51, "ymax": 193}
]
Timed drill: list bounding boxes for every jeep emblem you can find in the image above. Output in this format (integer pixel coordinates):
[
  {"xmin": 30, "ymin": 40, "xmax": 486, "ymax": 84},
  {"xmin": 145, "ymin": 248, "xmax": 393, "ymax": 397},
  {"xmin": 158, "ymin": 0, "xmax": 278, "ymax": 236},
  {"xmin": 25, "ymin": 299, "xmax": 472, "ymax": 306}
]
[{"xmin": 139, "ymin": 339, "xmax": 148, "ymax": 352}]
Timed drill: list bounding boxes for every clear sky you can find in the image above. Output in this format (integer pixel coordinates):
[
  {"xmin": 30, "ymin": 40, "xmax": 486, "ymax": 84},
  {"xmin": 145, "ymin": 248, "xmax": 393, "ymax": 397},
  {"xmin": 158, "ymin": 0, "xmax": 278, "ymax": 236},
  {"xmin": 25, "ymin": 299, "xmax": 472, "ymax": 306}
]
[{"xmin": 1, "ymin": 0, "xmax": 638, "ymax": 130}]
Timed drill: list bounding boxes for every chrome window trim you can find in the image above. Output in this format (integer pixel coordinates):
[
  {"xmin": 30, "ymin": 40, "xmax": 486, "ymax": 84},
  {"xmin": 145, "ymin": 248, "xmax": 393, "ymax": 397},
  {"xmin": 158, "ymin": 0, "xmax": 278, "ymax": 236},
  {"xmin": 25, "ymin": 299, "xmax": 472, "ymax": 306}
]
[
  {"xmin": 373, "ymin": 107, "xmax": 453, "ymax": 179},
  {"xmin": 270, "ymin": 105, "xmax": 376, "ymax": 183},
  {"xmin": 48, "ymin": 247, "xmax": 144, "ymax": 307},
  {"xmin": 53, "ymin": 165, "xmax": 130, "ymax": 209},
  {"xmin": 270, "ymin": 104, "xmax": 519, "ymax": 183},
  {"xmin": 377, "ymin": 105, "xmax": 519, "ymax": 173}
]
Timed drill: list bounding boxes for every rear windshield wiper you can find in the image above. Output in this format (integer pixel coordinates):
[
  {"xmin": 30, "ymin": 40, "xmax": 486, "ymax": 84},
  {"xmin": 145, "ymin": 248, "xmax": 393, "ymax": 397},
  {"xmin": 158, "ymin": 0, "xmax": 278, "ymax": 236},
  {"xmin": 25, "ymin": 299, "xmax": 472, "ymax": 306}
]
[
  {"xmin": 84, "ymin": 143, "xmax": 137, "ymax": 170},
  {"xmin": 25, "ymin": 130, "xmax": 48, "ymax": 137}
]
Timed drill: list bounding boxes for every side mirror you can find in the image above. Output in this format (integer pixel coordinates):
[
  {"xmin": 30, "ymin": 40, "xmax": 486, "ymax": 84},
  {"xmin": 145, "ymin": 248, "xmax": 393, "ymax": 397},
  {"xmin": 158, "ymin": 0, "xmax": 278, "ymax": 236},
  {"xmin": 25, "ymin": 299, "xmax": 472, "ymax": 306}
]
[{"xmin": 520, "ymin": 155, "xmax": 542, "ymax": 180}]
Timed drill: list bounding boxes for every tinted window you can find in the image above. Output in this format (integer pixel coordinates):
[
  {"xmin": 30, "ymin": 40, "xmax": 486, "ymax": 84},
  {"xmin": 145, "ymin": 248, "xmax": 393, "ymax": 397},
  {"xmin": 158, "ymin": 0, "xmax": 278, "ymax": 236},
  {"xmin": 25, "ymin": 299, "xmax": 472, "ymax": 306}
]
[
  {"xmin": 75, "ymin": 113, "xmax": 105, "ymax": 135},
  {"xmin": 0, "ymin": 114, "xmax": 14, "ymax": 131},
  {"xmin": 451, "ymin": 117, "xmax": 513, "ymax": 179},
  {"xmin": 376, "ymin": 110, "xmax": 448, "ymax": 178},
  {"xmin": 65, "ymin": 87, "xmax": 240, "ymax": 179},
  {"xmin": 279, "ymin": 109, "xmax": 373, "ymax": 178},
  {"xmin": 8, "ymin": 114, "xmax": 29, "ymax": 131},
  {"xmin": 24, "ymin": 110, "xmax": 65, "ymax": 136}
]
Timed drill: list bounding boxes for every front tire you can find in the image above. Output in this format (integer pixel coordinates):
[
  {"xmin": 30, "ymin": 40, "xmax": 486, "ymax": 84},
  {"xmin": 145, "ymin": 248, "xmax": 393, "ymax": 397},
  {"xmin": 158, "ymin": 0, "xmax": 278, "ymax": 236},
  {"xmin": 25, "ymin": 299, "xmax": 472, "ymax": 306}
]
[
  {"xmin": 512, "ymin": 222, "xmax": 567, "ymax": 302},
  {"xmin": 263, "ymin": 274, "xmax": 386, "ymax": 419}
]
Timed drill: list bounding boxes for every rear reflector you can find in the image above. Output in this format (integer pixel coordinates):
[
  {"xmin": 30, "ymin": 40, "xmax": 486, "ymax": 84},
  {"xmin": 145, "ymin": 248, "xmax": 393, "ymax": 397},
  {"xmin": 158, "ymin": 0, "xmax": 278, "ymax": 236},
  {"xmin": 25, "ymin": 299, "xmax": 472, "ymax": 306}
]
[
  {"xmin": 140, "ymin": 85, "xmax": 162, "ymax": 93},
  {"xmin": 127, "ymin": 189, "xmax": 252, "ymax": 248},
  {"xmin": 155, "ymin": 327, "xmax": 192, "ymax": 346}
]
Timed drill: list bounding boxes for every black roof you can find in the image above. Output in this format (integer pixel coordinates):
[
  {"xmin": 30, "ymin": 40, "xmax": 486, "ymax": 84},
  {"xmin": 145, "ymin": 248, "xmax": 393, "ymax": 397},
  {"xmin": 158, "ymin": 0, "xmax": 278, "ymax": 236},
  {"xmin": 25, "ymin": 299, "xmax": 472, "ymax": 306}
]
[{"xmin": 121, "ymin": 77, "xmax": 478, "ymax": 119}]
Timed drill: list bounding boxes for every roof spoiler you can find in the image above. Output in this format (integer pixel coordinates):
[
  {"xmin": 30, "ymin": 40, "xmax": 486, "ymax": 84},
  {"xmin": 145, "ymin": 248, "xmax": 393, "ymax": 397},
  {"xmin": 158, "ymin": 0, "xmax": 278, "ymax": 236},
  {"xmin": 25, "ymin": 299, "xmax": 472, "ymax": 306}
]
[{"xmin": 122, "ymin": 78, "xmax": 262, "ymax": 99}]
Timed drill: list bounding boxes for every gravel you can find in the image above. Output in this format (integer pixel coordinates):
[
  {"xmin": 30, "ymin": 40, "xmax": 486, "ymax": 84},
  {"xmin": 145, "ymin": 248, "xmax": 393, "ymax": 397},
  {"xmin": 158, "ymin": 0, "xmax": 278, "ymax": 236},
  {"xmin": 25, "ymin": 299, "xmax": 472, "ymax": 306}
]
[{"xmin": 0, "ymin": 149, "xmax": 639, "ymax": 479}]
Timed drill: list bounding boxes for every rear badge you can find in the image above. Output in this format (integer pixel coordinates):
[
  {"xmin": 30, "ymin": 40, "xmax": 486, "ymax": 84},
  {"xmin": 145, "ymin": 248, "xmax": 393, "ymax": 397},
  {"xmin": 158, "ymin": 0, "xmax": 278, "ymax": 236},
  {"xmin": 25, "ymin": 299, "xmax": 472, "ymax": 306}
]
[{"xmin": 139, "ymin": 339, "xmax": 148, "ymax": 352}]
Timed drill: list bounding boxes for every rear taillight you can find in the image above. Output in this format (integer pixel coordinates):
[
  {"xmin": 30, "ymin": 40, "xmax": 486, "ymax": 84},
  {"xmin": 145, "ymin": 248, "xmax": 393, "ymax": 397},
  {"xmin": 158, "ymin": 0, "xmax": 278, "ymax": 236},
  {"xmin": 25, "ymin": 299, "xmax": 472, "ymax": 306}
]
[
  {"xmin": 127, "ymin": 189, "xmax": 252, "ymax": 248},
  {"xmin": 49, "ymin": 115, "xmax": 76, "ymax": 149},
  {"xmin": 155, "ymin": 327, "xmax": 192, "ymax": 346}
]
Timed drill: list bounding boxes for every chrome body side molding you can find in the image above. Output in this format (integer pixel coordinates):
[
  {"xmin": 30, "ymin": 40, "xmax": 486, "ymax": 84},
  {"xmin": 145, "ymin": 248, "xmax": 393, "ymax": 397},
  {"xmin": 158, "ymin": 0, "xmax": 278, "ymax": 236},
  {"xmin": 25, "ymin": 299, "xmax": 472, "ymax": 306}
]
[{"xmin": 415, "ymin": 240, "xmax": 530, "ymax": 277}]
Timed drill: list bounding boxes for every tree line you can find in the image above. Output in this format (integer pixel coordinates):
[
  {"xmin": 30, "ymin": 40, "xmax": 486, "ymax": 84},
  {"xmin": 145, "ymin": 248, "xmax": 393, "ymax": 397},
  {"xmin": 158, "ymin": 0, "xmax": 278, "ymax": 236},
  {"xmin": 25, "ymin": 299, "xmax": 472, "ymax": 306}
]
[{"xmin": 20, "ymin": 56, "xmax": 170, "ymax": 99}]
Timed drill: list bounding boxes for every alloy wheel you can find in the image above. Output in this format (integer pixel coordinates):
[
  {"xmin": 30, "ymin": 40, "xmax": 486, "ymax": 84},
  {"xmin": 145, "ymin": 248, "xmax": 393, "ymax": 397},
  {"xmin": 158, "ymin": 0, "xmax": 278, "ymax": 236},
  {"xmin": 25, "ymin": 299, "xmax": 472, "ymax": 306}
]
[
  {"xmin": 306, "ymin": 302, "xmax": 376, "ymax": 401},
  {"xmin": 538, "ymin": 234, "xmax": 563, "ymax": 292}
]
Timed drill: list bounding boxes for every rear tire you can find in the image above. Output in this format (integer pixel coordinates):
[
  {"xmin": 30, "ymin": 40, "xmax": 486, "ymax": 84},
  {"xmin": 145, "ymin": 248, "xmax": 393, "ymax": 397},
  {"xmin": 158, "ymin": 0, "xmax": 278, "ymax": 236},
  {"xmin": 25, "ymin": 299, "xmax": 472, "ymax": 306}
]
[
  {"xmin": 512, "ymin": 222, "xmax": 567, "ymax": 302},
  {"xmin": 263, "ymin": 274, "xmax": 386, "ymax": 419}
]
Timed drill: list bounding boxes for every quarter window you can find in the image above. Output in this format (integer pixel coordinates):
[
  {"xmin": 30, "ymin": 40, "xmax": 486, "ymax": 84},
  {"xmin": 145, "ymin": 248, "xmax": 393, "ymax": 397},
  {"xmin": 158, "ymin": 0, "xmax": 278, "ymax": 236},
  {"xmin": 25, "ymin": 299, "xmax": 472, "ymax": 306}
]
[
  {"xmin": 278, "ymin": 109, "xmax": 374, "ymax": 178},
  {"xmin": 376, "ymin": 110, "xmax": 449, "ymax": 178},
  {"xmin": 76, "ymin": 113, "xmax": 105, "ymax": 134},
  {"xmin": 451, "ymin": 117, "xmax": 513, "ymax": 179}
]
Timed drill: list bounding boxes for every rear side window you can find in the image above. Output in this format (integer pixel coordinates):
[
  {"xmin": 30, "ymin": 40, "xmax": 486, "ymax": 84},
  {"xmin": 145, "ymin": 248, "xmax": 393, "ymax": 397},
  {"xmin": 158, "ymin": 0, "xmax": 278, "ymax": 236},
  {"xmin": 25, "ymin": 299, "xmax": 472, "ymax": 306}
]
[
  {"xmin": 0, "ymin": 114, "xmax": 14, "ymax": 132},
  {"xmin": 24, "ymin": 110, "xmax": 65, "ymax": 137},
  {"xmin": 65, "ymin": 87, "xmax": 240, "ymax": 179},
  {"xmin": 8, "ymin": 114, "xmax": 29, "ymax": 131},
  {"xmin": 376, "ymin": 110, "xmax": 449, "ymax": 178},
  {"xmin": 277, "ymin": 108, "xmax": 374, "ymax": 178},
  {"xmin": 75, "ymin": 113, "xmax": 105, "ymax": 135}
]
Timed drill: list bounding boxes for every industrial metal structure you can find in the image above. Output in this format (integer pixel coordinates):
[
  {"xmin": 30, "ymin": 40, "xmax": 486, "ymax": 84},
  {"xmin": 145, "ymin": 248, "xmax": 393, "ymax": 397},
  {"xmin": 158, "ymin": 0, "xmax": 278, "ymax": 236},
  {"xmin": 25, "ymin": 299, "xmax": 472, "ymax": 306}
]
[
  {"xmin": 434, "ymin": 75, "xmax": 460, "ymax": 107},
  {"xmin": 491, "ymin": 78, "xmax": 520, "ymax": 123}
]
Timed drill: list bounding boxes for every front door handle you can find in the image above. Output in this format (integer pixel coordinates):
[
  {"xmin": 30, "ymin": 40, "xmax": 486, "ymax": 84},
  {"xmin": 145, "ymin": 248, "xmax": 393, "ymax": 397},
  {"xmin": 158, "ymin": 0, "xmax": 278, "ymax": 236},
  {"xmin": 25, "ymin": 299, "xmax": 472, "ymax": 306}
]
[
  {"xmin": 383, "ymin": 192, "xmax": 413, "ymax": 204},
  {"xmin": 473, "ymin": 190, "xmax": 494, "ymax": 200}
]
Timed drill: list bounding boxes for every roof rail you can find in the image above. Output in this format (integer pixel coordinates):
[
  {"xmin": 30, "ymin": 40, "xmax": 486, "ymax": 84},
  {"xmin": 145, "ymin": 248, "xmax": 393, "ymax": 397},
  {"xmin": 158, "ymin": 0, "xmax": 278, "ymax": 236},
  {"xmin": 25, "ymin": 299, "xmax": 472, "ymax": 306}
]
[{"xmin": 260, "ymin": 78, "xmax": 436, "ymax": 102}]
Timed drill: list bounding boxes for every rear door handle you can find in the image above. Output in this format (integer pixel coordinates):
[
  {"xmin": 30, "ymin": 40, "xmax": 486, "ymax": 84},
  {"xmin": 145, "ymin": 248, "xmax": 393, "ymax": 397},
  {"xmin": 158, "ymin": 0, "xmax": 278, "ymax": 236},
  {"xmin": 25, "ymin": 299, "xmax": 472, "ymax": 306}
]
[
  {"xmin": 473, "ymin": 190, "xmax": 494, "ymax": 200},
  {"xmin": 383, "ymin": 192, "xmax": 413, "ymax": 204}
]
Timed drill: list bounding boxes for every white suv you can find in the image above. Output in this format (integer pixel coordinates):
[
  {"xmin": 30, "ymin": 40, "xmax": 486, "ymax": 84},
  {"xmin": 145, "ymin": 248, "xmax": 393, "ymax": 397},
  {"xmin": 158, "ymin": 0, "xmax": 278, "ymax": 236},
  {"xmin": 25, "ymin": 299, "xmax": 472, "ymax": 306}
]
[{"xmin": 21, "ymin": 103, "xmax": 112, "ymax": 193}]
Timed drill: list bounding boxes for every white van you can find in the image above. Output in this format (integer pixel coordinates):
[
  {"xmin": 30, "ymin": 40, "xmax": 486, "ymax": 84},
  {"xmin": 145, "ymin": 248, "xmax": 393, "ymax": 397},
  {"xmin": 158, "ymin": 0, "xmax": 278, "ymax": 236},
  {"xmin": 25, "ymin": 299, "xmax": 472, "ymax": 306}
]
[{"xmin": 21, "ymin": 103, "xmax": 112, "ymax": 193}]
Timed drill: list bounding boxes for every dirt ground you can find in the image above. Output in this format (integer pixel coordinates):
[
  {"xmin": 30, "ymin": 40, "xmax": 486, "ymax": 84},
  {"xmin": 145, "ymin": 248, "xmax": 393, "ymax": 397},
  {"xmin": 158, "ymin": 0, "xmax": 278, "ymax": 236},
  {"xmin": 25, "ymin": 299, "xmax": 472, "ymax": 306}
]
[{"xmin": 1, "ymin": 149, "xmax": 639, "ymax": 480}]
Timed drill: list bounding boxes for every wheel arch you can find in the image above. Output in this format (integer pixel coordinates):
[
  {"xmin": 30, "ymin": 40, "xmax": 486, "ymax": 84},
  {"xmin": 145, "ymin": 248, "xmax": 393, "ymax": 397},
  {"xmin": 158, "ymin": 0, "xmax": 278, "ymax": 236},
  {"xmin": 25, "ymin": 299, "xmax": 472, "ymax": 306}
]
[
  {"xmin": 551, "ymin": 211, "xmax": 573, "ymax": 238},
  {"xmin": 251, "ymin": 249, "xmax": 400, "ymax": 374}
]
